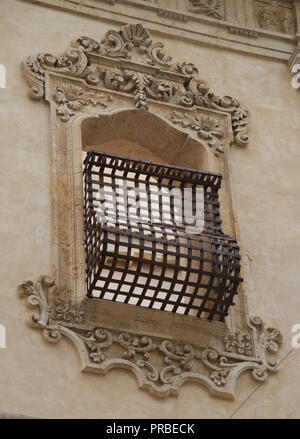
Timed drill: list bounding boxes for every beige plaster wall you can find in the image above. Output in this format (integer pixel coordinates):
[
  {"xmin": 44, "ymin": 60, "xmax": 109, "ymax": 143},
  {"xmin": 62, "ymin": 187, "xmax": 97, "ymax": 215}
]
[{"xmin": 0, "ymin": 0, "xmax": 300, "ymax": 418}]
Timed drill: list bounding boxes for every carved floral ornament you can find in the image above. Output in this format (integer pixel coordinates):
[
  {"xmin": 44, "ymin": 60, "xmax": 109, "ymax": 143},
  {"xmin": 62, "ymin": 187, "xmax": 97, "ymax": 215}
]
[
  {"xmin": 169, "ymin": 110, "xmax": 225, "ymax": 156},
  {"xmin": 18, "ymin": 276, "xmax": 282, "ymax": 399},
  {"xmin": 54, "ymin": 84, "xmax": 113, "ymax": 122},
  {"xmin": 23, "ymin": 23, "xmax": 250, "ymax": 151}
]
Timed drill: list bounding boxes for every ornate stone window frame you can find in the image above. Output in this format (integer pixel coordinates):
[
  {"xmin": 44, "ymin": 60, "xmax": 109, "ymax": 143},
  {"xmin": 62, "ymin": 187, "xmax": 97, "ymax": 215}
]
[{"xmin": 19, "ymin": 23, "xmax": 282, "ymax": 399}]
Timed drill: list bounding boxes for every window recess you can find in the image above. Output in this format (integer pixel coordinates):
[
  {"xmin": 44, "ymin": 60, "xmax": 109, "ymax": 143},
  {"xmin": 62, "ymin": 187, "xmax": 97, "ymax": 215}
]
[{"xmin": 83, "ymin": 151, "xmax": 242, "ymax": 321}]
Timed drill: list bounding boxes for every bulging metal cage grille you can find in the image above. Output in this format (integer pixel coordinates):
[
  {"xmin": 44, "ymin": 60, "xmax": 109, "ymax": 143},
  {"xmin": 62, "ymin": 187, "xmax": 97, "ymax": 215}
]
[{"xmin": 83, "ymin": 151, "xmax": 242, "ymax": 321}]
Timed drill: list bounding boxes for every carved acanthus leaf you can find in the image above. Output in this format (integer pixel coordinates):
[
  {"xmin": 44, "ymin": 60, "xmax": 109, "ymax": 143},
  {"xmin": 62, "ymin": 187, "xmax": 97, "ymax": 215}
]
[
  {"xmin": 18, "ymin": 277, "xmax": 282, "ymax": 399},
  {"xmin": 169, "ymin": 110, "xmax": 224, "ymax": 156},
  {"xmin": 53, "ymin": 84, "xmax": 113, "ymax": 121}
]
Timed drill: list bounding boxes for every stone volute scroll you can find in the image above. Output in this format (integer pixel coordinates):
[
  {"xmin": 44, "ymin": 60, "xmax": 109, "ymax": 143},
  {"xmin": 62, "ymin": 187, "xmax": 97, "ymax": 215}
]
[{"xmin": 20, "ymin": 23, "xmax": 282, "ymax": 399}]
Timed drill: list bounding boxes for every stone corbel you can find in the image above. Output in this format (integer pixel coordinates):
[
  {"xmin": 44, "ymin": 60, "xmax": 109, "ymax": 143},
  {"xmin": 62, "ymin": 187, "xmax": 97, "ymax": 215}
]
[{"xmin": 18, "ymin": 276, "xmax": 283, "ymax": 399}]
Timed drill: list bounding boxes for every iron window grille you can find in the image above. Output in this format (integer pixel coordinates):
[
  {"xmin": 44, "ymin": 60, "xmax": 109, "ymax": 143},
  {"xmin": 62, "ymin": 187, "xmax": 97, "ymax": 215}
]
[{"xmin": 83, "ymin": 151, "xmax": 242, "ymax": 321}]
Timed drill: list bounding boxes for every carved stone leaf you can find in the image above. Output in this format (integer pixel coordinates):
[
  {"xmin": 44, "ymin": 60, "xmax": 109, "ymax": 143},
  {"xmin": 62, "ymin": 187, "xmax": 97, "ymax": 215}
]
[
  {"xmin": 53, "ymin": 84, "xmax": 113, "ymax": 122},
  {"xmin": 169, "ymin": 110, "xmax": 225, "ymax": 156}
]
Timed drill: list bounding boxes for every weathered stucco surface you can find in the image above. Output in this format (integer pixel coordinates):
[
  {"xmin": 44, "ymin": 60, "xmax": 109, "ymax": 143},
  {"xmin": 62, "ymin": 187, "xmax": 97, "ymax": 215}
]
[{"xmin": 0, "ymin": 0, "xmax": 300, "ymax": 418}]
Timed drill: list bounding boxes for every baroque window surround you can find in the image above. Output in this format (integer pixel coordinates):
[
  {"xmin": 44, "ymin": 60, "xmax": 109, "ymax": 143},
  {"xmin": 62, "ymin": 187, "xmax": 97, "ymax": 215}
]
[{"xmin": 19, "ymin": 23, "xmax": 282, "ymax": 399}]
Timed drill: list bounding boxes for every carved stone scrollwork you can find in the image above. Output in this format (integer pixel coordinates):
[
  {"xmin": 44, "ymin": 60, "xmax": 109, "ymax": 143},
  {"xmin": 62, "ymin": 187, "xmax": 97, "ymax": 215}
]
[
  {"xmin": 224, "ymin": 331, "xmax": 252, "ymax": 356},
  {"xmin": 22, "ymin": 23, "xmax": 250, "ymax": 148},
  {"xmin": 179, "ymin": 78, "xmax": 250, "ymax": 147},
  {"xmin": 18, "ymin": 277, "xmax": 283, "ymax": 399},
  {"xmin": 103, "ymin": 69, "xmax": 176, "ymax": 110},
  {"xmin": 118, "ymin": 333, "xmax": 156, "ymax": 360},
  {"xmin": 51, "ymin": 298, "xmax": 85, "ymax": 324}
]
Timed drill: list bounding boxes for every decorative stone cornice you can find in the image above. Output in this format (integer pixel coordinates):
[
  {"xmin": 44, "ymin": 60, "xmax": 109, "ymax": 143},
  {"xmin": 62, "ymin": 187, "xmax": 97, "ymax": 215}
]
[
  {"xmin": 22, "ymin": 23, "xmax": 250, "ymax": 147},
  {"xmin": 21, "ymin": 0, "xmax": 298, "ymax": 63},
  {"xmin": 18, "ymin": 276, "xmax": 283, "ymax": 399},
  {"xmin": 228, "ymin": 25, "xmax": 259, "ymax": 39}
]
